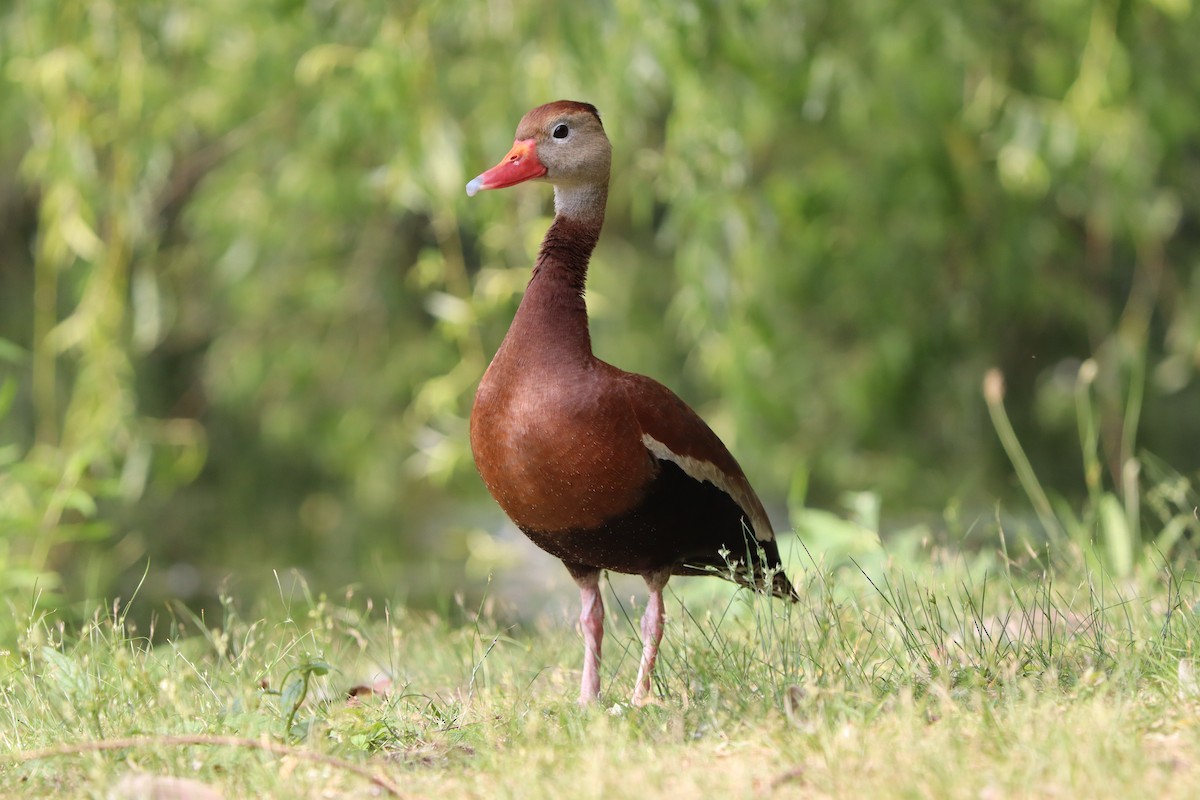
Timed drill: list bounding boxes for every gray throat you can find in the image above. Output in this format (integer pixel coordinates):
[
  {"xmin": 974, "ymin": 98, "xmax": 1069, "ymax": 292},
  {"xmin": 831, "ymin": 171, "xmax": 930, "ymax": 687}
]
[{"xmin": 553, "ymin": 183, "xmax": 608, "ymax": 228}]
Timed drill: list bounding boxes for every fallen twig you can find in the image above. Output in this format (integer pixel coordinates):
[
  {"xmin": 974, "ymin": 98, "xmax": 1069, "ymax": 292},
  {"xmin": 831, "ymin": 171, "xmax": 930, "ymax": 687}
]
[{"xmin": 3, "ymin": 734, "xmax": 404, "ymax": 797}]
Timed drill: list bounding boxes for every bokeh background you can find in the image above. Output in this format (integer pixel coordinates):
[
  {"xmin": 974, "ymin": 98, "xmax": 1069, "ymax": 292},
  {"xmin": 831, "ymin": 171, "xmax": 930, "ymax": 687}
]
[{"xmin": 2, "ymin": 0, "xmax": 1198, "ymax": 620}]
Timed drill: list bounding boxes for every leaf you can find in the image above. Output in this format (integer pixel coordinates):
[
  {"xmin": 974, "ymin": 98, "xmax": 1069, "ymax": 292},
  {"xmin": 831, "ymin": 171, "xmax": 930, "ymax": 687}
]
[
  {"xmin": 793, "ymin": 508, "xmax": 881, "ymax": 560},
  {"xmin": 304, "ymin": 659, "xmax": 332, "ymax": 677},
  {"xmin": 424, "ymin": 292, "xmax": 473, "ymax": 326},
  {"xmin": 1098, "ymin": 493, "xmax": 1133, "ymax": 578},
  {"xmin": 1155, "ymin": 515, "xmax": 1192, "ymax": 556},
  {"xmin": 58, "ymin": 487, "xmax": 98, "ymax": 517},
  {"xmin": 0, "ymin": 377, "xmax": 17, "ymax": 420},
  {"xmin": 40, "ymin": 646, "xmax": 88, "ymax": 696},
  {"xmin": 0, "ymin": 443, "xmax": 21, "ymax": 466},
  {"xmin": 280, "ymin": 677, "xmax": 304, "ymax": 713},
  {"xmin": 0, "ymin": 339, "xmax": 28, "ymax": 364}
]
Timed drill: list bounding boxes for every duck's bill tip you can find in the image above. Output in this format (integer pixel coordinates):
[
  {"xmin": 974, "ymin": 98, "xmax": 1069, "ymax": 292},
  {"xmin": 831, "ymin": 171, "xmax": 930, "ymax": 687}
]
[{"xmin": 465, "ymin": 139, "xmax": 546, "ymax": 198}]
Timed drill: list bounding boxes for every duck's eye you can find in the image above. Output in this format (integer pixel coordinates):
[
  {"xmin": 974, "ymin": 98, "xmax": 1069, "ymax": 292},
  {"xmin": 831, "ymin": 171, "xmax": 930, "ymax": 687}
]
[{"xmin": 552, "ymin": 123, "xmax": 569, "ymax": 139}]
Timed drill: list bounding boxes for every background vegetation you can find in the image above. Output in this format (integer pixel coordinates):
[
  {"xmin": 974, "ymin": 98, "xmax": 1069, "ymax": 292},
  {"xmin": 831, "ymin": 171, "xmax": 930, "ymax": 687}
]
[
  {"xmin": 6, "ymin": 3, "xmax": 1200, "ymax": 797},
  {"xmin": 2, "ymin": 0, "xmax": 1199, "ymax": 617}
]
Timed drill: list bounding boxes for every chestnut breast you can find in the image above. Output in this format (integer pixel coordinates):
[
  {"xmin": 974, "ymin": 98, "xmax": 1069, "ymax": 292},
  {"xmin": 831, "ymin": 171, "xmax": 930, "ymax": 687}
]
[{"xmin": 470, "ymin": 359, "xmax": 658, "ymax": 534}]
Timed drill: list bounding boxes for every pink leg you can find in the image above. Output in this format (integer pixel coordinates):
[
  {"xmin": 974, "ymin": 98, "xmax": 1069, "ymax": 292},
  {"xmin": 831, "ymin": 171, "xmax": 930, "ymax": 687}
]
[
  {"xmin": 572, "ymin": 569, "xmax": 604, "ymax": 704},
  {"xmin": 632, "ymin": 570, "xmax": 670, "ymax": 706}
]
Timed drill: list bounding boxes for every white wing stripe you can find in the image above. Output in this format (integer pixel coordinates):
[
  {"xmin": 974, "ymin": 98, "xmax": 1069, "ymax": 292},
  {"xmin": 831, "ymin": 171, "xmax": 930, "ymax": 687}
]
[{"xmin": 640, "ymin": 433, "xmax": 773, "ymax": 542}]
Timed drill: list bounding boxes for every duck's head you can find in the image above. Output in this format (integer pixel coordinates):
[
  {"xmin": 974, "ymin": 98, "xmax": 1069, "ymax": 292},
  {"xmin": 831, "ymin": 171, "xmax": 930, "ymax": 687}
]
[{"xmin": 466, "ymin": 101, "xmax": 611, "ymax": 207}]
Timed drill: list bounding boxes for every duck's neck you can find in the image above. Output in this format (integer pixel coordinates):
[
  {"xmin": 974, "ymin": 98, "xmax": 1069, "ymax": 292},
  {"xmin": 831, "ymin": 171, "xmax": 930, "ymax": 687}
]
[
  {"xmin": 553, "ymin": 184, "xmax": 607, "ymax": 229},
  {"xmin": 505, "ymin": 185, "xmax": 607, "ymax": 366}
]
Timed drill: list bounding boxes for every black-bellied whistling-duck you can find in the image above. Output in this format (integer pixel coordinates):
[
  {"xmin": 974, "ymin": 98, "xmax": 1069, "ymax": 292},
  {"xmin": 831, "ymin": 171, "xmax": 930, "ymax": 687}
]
[{"xmin": 466, "ymin": 100, "xmax": 797, "ymax": 706}]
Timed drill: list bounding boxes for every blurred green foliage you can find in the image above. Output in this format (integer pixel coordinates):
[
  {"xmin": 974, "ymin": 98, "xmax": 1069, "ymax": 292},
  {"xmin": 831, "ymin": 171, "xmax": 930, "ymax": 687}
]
[{"xmin": 1, "ymin": 0, "xmax": 1199, "ymax": 608}]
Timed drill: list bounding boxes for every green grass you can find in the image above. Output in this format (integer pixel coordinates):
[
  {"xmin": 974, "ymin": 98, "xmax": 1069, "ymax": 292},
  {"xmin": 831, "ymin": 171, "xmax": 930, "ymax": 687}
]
[{"xmin": 4, "ymin": 542, "xmax": 1200, "ymax": 798}]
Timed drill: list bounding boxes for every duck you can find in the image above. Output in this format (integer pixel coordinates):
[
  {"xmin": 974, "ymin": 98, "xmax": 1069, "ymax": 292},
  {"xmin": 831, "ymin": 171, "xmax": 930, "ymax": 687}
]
[{"xmin": 465, "ymin": 100, "xmax": 797, "ymax": 706}]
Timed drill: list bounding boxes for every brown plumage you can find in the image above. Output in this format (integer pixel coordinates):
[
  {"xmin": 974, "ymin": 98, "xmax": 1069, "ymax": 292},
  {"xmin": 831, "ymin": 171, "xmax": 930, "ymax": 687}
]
[{"xmin": 466, "ymin": 100, "xmax": 796, "ymax": 706}]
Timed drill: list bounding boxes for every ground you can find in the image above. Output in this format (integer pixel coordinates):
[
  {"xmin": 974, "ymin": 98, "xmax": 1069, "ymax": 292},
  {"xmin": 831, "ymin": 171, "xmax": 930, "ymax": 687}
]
[{"xmin": 3, "ymin": 544, "xmax": 1200, "ymax": 798}]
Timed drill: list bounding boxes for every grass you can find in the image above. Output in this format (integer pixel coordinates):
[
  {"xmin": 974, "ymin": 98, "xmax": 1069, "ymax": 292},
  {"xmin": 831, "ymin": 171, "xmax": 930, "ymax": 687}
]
[
  {"xmin": 3, "ymin": 541, "xmax": 1200, "ymax": 798},
  {"xmin": 3, "ymin": 365, "xmax": 1199, "ymax": 797}
]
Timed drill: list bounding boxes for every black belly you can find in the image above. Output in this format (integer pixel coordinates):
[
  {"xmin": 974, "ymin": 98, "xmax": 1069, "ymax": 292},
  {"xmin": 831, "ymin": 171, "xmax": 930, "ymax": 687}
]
[{"xmin": 520, "ymin": 459, "xmax": 782, "ymax": 582}]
